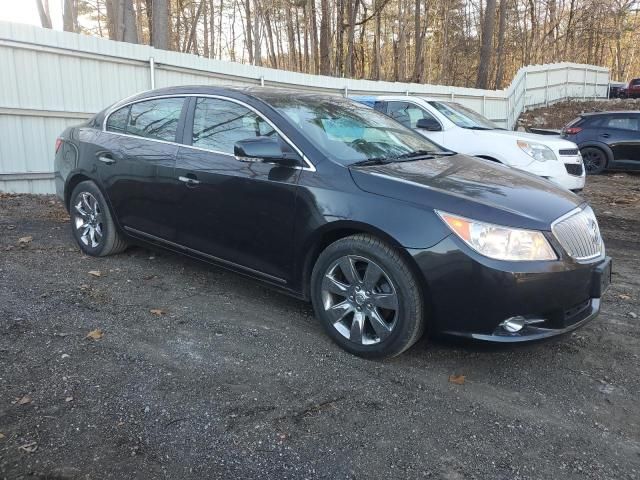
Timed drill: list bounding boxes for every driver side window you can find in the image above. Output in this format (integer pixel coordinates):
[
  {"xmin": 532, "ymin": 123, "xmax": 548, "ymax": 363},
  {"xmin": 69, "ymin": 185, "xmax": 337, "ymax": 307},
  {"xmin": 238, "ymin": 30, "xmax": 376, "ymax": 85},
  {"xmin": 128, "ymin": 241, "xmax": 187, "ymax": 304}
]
[
  {"xmin": 192, "ymin": 98, "xmax": 277, "ymax": 153},
  {"xmin": 387, "ymin": 102, "xmax": 439, "ymax": 129}
]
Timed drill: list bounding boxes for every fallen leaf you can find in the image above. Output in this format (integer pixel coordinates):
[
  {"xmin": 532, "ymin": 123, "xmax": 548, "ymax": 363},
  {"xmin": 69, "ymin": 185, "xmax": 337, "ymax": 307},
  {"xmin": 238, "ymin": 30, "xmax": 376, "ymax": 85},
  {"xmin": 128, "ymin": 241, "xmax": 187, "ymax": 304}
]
[
  {"xmin": 18, "ymin": 441, "xmax": 38, "ymax": 453},
  {"xmin": 449, "ymin": 375, "xmax": 466, "ymax": 385},
  {"xmin": 17, "ymin": 236, "xmax": 32, "ymax": 247},
  {"xmin": 88, "ymin": 270, "xmax": 101, "ymax": 277},
  {"xmin": 65, "ymin": 396, "xmax": 74, "ymax": 402},
  {"xmin": 17, "ymin": 395, "xmax": 32, "ymax": 405},
  {"xmin": 0, "ymin": 432, "xmax": 6, "ymax": 439},
  {"xmin": 86, "ymin": 329, "xmax": 104, "ymax": 340},
  {"xmin": 150, "ymin": 308, "xmax": 166, "ymax": 316},
  {"xmin": 617, "ymin": 294, "xmax": 631, "ymax": 300}
]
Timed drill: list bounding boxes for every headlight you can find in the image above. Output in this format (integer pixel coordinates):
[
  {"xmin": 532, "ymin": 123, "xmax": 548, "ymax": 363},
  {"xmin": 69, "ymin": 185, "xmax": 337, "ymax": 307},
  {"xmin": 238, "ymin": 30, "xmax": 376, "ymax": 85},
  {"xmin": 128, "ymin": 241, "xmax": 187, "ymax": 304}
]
[
  {"xmin": 437, "ymin": 211, "xmax": 557, "ymax": 261},
  {"xmin": 517, "ymin": 140, "xmax": 557, "ymax": 162}
]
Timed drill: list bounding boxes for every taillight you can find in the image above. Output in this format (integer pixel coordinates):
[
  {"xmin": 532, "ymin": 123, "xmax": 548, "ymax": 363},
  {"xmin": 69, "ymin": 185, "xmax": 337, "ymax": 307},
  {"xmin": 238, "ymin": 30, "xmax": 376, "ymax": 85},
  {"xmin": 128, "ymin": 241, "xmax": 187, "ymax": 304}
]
[
  {"xmin": 55, "ymin": 138, "xmax": 63, "ymax": 153},
  {"xmin": 563, "ymin": 127, "xmax": 582, "ymax": 135}
]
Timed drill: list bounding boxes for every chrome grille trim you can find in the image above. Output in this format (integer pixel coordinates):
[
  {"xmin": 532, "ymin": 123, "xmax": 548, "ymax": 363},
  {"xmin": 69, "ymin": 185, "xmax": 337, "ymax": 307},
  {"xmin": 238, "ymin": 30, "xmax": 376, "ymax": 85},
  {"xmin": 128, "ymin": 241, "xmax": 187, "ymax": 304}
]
[
  {"xmin": 559, "ymin": 148, "xmax": 579, "ymax": 156},
  {"xmin": 551, "ymin": 206, "xmax": 604, "ymax": 261}
]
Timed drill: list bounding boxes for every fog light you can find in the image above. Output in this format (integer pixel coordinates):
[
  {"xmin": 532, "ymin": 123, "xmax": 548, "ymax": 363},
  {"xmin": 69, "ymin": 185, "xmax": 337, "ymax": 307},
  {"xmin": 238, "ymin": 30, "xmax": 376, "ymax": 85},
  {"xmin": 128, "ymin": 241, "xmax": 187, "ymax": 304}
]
[{"xmin": 500, "ymin": 316, "xmax": 526, "ymax": 333}]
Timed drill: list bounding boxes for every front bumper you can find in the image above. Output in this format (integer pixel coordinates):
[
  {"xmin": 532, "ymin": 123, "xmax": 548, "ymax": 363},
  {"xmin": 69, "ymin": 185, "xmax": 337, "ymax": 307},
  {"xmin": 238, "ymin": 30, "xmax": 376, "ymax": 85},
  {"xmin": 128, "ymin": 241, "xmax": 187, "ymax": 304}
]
[
  {"xmin": 410, "ymin": 236, "xmax": 610, "ymax": 342},
  {"xmin": 517, "ymin": 154, "xmax": 585, "ymax": 191}
]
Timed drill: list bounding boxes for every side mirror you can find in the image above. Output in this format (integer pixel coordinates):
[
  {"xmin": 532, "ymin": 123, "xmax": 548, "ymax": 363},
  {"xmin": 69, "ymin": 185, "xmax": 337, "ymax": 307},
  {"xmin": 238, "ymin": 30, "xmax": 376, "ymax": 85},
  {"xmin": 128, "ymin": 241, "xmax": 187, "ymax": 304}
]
[
  {"xmin": 234, "ymin": 137, "xmax": 302, "ymax": 167},
  {"xmin": 416, "ymin": 118, "xmax": 442, "ymax": 131}
]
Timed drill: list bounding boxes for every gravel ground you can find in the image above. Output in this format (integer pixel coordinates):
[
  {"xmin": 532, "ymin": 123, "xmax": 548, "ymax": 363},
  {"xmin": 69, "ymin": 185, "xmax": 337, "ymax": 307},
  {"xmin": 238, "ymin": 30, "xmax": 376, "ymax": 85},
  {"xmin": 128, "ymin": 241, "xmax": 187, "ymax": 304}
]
[{"xmin": 1, "ymin": 174, "xmax": 639, "ymax": 480}]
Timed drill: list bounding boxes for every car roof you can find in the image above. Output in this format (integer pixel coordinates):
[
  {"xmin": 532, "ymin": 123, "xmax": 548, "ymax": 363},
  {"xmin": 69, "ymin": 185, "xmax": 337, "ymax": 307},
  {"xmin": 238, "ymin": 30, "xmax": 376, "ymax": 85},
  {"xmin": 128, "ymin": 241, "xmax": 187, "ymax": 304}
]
[
  {"xmin": 120, "ymin": 85, "xmax": 344, "ymax": 105},
  {"xmin": 580, "ymin": 111, "xmax": 640, "ymax": 117}
]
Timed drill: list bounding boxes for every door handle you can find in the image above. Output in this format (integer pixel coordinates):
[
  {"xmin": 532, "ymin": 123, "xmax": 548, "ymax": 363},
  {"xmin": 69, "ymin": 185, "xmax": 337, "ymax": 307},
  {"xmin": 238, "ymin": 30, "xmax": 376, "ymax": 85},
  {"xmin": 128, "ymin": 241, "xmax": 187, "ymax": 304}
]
[
  {"xmin": 97, "ymin": 154, "xmax": 116, "ymax": 165},
  {"xmin": 178, "ymin": 175, "xmax": 201, "ymax": 186},
  {"xmin": 600, "ymin": 133, "xmax": 610, "ymax": 138}
]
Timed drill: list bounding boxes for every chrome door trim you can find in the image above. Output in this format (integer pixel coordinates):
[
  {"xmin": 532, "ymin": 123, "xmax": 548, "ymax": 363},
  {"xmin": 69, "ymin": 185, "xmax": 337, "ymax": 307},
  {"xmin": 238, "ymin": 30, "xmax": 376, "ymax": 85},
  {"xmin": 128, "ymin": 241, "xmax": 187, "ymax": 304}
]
[{"xmin": 102, "ymin": 93, "xmax": 316, "ymax": 172}]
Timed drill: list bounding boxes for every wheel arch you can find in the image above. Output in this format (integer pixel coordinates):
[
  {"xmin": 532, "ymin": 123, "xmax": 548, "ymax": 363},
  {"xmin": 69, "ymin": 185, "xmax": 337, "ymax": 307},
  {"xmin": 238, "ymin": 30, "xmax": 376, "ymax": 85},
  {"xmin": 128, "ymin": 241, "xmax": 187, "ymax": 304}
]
[
  {"xmin": 578, "ymin": 142, "xmax": 614, "ymax": 164},
  {"xmin": 298, "ymin": 220, "xmax": 429, "ymax": 303}
]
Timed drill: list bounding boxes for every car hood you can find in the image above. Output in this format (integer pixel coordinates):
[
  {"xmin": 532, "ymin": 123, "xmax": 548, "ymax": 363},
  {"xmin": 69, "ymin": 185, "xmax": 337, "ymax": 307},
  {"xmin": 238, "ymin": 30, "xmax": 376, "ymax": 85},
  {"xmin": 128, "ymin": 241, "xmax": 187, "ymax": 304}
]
[
  {"xmin": 349, "ymin": 154, "xmax": 583, "ymax": 231},
  {"xmin": 482, "ymin": 129, "xmax": 576, "ymax": 148}
]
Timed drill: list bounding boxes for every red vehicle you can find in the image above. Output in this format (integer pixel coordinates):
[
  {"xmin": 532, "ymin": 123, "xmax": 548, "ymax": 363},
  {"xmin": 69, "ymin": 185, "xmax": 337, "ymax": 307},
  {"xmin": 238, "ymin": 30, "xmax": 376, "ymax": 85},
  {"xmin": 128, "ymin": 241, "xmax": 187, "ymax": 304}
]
[{"xmin": 624, "ymin": 78, "xmax": 640, "ymax": 98}]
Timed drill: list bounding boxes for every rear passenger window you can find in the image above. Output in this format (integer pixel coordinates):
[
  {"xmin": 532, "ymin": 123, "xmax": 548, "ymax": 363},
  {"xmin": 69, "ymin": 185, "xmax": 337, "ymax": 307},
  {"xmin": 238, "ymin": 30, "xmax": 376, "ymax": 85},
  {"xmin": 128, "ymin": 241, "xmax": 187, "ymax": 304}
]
[
  {"xmin": 192, "ymin": 98, "xmax": 276, "ymax": 153},
  {"xmin": 106, "ymin": 106, "xmax": 130, "ymax": 133},
  {"xmin": 124, "ymin": 97, "xmax": 184, "ymax": 141},
  {"xmin": 605, "ymin": 116, "xmax": 639, "ymax": 131}
]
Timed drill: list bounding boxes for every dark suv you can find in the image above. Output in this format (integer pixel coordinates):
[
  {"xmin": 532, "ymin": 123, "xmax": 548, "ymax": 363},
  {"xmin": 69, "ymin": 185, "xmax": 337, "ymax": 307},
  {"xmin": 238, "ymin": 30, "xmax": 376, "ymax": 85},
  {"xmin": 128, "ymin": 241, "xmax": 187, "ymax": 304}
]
[{"xmin": 561, "ymin": 111, "xmax": 640, "ymax": 174}]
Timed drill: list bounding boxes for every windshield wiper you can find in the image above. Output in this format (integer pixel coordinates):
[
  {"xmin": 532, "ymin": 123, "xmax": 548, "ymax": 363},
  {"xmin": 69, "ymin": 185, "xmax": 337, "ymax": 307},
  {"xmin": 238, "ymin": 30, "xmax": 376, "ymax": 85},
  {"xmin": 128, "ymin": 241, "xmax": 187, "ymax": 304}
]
[
  {"xmin": 349, "ymin": 157, "xmax": 396, "ymax": 166},
  {"xmin": 395, "ymin": 150, "xmax": 456, "ymax": 160},
  {"xmin": 463, "ymin": 126, "xmax": 493, "ymax": 130}
]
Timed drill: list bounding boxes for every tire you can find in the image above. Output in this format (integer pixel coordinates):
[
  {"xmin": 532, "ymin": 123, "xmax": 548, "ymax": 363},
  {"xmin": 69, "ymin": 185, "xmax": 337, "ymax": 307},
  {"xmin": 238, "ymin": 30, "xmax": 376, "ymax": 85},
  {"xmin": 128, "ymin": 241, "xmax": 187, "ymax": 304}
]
[
  {"xmin": 581, "ymin": 147, "xmax": 608, "ymax": 175},
  {"xmin": 69, "ymin": 180, "xmax": 127, "ymax": 256},
  {"xmin": 310, "ymin": 234, "xmax": 425, "ymax": 359}
]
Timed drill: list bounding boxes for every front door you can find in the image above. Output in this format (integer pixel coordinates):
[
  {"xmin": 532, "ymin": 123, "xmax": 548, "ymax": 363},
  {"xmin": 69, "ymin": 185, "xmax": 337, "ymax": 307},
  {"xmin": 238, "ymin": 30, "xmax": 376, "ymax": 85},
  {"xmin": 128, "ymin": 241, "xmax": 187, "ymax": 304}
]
[
  {"xmin": 601, "ymin": 114, "xmax": 640, "ymax": 166},
  {"xmin": 174, "ymin": 97, "xmax": 301, "ymax": 283}
]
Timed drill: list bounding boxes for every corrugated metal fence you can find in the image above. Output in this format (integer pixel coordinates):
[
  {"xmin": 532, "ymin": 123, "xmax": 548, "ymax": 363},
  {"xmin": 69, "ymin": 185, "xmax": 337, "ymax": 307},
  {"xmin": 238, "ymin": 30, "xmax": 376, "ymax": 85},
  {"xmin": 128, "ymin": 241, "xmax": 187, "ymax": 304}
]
[{"xmin": 0, "ymin": 21, "xmax": 610, "ymax": 194}]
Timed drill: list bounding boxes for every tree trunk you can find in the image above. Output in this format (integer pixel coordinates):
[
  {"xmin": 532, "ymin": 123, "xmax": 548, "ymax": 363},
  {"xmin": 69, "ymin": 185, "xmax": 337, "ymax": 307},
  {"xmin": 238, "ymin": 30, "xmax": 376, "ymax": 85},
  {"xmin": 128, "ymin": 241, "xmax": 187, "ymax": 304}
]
[
  {"xmin": 335, "ymin": 0, "xmax": 344, "ymax": 76},
  {"xmin": 285, "ymin": 2, "xmax": 297, "ymax": 70},
  {"xmin": 63, "ymin": 0, "xmax": 77, "ymax": 32},
  {"xmin": 319, "ymin": 0, "xmax": 330, "ymax": 75},
  {"xmin": 152, "ymin": 0, "xmax": 169, "ymax": 49},
  {"xmin": 36, "ymin": 0, "xmax": 53, "ymax": 29},
  {"xmin": 412, "ymin": 0, "xmax": 427, "ymax": 83},
  {"xmin": 476, "ymin": 0, "xmax": 496, "ymax": 89},
  {"xmin": 245, "ymin": 0, "xmax": 254, "ymax": 64},
  {"xmin": 203, "ymin": 0, "xmax": 210, "ymax": 57},
  {"xmin": 494, "ymin": 0, "xmax": 508, "ymax": 89},
  {"xmin": 264, "ymin": 8, "xmax": 278, "ymax": 68},
  {"xmin": 122, "ymin": 0, "xmax": 139, "ymax": 43},
  {"xmin": 371, "ymin": 0, "xmax": 382, "ymax": 80},
  {"xmin": 186, "ymin": 0, "xmax": 205, "ymax": 53}
]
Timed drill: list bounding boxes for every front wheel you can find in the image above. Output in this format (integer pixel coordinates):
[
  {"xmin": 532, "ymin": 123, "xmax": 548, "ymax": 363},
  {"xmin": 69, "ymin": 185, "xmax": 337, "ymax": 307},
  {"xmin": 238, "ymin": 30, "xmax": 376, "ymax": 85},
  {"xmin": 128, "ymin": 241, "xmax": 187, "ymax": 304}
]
[
  {"xmin": 69, "ymin": 180, "xmax": 128, "ymax": 256},
  {"xmin": 311, "ymin": 234, "xmax": 425, "ymax": 358},
  {"xmin": 581, "ymin": 147, "xmax": 607, "ymax": 175}
]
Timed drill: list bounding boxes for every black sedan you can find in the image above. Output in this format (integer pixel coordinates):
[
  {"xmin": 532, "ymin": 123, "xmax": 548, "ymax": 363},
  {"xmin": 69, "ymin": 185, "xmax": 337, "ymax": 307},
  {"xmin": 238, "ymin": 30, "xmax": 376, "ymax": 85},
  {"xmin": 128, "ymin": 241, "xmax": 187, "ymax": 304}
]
[
  {"xmin": 562, "ymin": 111, "xmax": 640, "ymax": 174},
  {"xmin": 54, "ymin": 86, "xmax": 611, "ymax": 358}
]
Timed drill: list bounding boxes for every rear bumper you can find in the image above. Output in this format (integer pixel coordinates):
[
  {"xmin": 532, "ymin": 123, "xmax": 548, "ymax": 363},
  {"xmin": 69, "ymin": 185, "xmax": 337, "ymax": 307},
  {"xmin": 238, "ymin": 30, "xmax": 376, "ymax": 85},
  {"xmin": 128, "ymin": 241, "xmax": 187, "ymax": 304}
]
[{"xmin": 410, "ymin": 236, "xmax": 610, "ymax": 342}]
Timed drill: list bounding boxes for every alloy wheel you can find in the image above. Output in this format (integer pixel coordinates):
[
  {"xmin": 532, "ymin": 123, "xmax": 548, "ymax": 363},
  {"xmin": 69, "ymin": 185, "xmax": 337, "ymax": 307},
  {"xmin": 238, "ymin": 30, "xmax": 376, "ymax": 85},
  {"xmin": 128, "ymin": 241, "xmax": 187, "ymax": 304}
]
[
  {"xmin": 321, "ymin": 255, "xmax": 399, "ymax": 345},
  {"xmin": 73, "ymin": 192, "xmax": 104, "ymax": 248},
  {"xmin": 582, "ymin": 148, "xmax": 606, "ymax": 174}
]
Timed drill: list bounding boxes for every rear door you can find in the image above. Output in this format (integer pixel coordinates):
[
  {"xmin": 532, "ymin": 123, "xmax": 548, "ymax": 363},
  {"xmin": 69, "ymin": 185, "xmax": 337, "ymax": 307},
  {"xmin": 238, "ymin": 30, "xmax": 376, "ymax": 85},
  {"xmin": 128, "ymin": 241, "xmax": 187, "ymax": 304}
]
[
  {"xmin": 95, "ymin": 97, "xmax": 187, "ymax": 241},
  {"xmin": 173, "ymin": 96, "xmax": 302, "ymax": 283},
  {"xmin": 600, "ymin": 114, "xmax": 640, "ymax": 165}
]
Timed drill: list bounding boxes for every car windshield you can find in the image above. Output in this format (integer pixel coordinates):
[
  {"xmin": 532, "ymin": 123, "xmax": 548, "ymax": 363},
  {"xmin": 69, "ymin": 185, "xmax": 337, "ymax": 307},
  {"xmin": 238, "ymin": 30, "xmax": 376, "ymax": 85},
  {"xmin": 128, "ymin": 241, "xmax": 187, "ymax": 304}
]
[
  {"xmin": 427, "ymin": 101, "xmax": 497, "ymax": 130},
  {"xmin": 266, "ymin": 95, "xmax": 443, "ymax": 165}
]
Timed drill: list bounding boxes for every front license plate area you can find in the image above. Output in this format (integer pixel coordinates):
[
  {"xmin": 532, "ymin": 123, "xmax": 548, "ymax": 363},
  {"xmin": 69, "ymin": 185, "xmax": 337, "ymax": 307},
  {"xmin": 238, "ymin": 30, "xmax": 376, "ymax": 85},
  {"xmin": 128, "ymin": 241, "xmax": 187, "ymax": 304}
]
[{"xmin": 590, "ymin": 257, "xmax": 612, "ymax": 298}]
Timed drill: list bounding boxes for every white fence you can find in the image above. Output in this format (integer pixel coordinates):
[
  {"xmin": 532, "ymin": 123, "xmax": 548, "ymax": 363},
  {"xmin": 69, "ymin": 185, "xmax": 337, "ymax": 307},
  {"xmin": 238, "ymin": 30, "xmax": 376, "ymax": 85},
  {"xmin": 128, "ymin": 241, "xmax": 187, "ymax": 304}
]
[{"xmin": 0, "ymin": 21, "xmax": 610, "ymax": 194}]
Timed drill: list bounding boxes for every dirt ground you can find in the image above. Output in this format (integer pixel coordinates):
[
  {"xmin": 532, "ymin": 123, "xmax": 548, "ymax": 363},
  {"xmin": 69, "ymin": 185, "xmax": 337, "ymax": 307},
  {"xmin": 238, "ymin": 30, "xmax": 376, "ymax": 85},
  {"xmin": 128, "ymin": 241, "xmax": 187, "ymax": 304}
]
[
  {"xmin": 517, "ymin": 98, "xmax": 640, "ymax": 130},
  {"xmin": 1, "ymin": 173, "xmax": 639, "ymax": 479}
]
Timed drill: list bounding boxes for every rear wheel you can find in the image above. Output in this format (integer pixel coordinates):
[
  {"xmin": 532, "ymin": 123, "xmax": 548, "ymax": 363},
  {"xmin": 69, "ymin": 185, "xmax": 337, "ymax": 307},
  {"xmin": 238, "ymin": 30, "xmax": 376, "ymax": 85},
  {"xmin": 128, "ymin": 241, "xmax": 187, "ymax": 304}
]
[
  {"xmin": 311, "ymin": 234, "xmax": 425, "ymax": 358},
  {"xmin": 69, "ymin": 181, "xmax": 127, "ymax": 256},
  {"xmin": 582, "ymin": 147, "xmax": 607, "ymax": 175}
]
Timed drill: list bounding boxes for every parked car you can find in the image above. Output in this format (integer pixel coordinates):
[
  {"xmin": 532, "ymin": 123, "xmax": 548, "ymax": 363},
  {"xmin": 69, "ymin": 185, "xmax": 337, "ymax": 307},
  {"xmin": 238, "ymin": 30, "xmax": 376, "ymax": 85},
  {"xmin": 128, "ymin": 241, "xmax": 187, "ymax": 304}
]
[
  {"xmin": 55, "ymin": 87, "xmax": 610, "ymax": 358},
  {"xmin": 352, "ymin": 96, "xmax": 586, "ymax": 192},
  {"xmin": 623, "ymin": 78, "xmax": 640, "ymax": 99},
  {"xmin": 561, "ymin": 111, "xmax": 640, "ymax": 174},
  {"xmin": 608, "ymin": 81, "xmax": 627, "ymax": 99}
]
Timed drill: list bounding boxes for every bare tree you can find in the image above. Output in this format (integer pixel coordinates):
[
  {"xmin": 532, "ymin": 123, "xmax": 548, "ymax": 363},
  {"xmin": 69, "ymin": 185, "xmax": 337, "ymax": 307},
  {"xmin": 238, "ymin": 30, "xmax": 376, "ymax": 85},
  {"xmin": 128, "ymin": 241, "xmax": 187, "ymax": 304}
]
[
  {"xmin": 35, "ymin": 0, "xmax": 53, "ymax": 29},
  {"xmin": 63, "ymin": 0, "xmax": 78, "ymax": 32},
  {"xmin": 152, "ymin": 0, "xmax": 169, "ymax": 49},
  {"xmin": 476, "ymin": 0, "xmax": 497, "ymax": 88}
]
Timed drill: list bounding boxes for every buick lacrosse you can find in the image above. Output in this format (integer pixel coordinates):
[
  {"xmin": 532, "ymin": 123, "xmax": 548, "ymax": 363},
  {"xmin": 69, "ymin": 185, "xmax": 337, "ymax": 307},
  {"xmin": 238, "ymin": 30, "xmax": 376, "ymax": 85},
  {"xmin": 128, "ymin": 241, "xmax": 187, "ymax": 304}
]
[{"xmin": 54, "ymin": 87, "xmax": 611, "ymax": 358}]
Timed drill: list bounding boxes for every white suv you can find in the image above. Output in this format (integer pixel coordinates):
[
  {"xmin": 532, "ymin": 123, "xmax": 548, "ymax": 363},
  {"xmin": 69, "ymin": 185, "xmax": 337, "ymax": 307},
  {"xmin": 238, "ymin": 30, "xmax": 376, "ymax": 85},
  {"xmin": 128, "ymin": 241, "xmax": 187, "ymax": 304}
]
[{"xmin": 354, "ymin": 96, "xmax": 585, "ymax": 191}]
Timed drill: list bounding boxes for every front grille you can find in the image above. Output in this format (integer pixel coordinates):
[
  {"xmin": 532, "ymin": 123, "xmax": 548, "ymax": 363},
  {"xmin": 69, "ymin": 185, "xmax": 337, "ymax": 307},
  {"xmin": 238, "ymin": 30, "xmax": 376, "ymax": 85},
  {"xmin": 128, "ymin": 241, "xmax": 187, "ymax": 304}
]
[
  {"xmin": 559, "ymin": 148, "xmax": 579, "ymax": 156},
  {"xmin": 552, "ymin": 206, "xmax": 603, "ymax": 261},
  {"xmin": 565, "ymin": 163, "xmax": 583, "ymax": 176}
]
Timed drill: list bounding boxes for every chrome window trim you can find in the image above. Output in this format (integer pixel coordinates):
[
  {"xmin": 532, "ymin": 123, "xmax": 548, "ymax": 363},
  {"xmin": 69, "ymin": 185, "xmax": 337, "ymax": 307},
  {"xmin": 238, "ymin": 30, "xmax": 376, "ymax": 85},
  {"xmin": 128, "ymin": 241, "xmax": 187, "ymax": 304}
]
[{"xmin": 102, "ymin": 93, "xmax": 316, "ymax": 172}]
